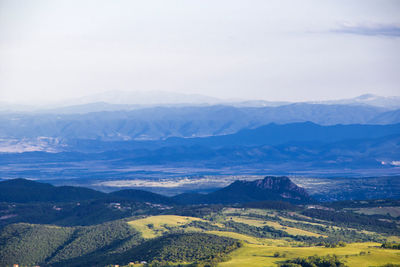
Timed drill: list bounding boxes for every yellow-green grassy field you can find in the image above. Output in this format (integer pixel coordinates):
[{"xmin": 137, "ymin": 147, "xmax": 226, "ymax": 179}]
[
  {"xmin": 126, "ymin": 213, "xmax": 400, "ymax": 266},
  {"xmin": 127, "ymin": 215, "xmax": 204, "ymax": 238},
  {"xmin": 354, "ymin": 206, "xmax": 400, "ymax": 217},
  {"xmin": 220, "ymin": 242, "xmax": 400, "ymax": 267},
  {"xmin": 229, "ymin": 216, "xmax": 325, "ymax": 237}
]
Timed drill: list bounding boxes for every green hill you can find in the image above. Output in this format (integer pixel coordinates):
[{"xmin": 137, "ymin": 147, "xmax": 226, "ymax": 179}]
[
  {"xmin": 0, "ymin": 221, "xmax": 241, "ymax": 267},
  {"xmin": 0, "ymin": 221, "xmax": 141, "ymax": 267},
  {"xmin": 0, "ymin": 178, "xmax": 106, "ymax": 203},
  {"xmin": 110, "ymin": 189, "xmax": 174, "ymax": 205}
]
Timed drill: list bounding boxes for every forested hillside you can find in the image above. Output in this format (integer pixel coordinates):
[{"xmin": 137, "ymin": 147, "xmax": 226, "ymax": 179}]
[{"xmin": 0, "ymin": 179, "xmax": 399, "ymax": 266}]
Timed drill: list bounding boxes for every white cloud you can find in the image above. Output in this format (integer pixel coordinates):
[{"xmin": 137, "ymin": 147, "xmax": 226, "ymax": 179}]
[{"xmin": 0, "ymin": 0, "xmax": 399, "ymax": 104}]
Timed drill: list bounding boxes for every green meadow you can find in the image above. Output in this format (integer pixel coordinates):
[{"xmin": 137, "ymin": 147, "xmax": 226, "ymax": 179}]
[{"xmin": 125, "ymin": 208, "xmax": 400, "ymax": 266}]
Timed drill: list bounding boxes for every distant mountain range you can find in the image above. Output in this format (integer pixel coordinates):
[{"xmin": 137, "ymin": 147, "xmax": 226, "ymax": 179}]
[
  {"xmin": 0, "ymin": 122, "xmax": 399, "ymax": 172},
  {"xmin": 0, "ymin": 176, "xmax": 312, "ymax": 204},
  {"xmin": 157, "ymin": 122, "xmax": 400, "ymax": 148},
  {"xmin": 2, "ymin": 92, "xmax": 400, "ymax": 112},
  {"xmin": 1, "ymin": 104, "xmax": 399, "ymax": 146},
  {"xmin": 312, "ymin": 94, "xmax": 400, "ymax": 109}
]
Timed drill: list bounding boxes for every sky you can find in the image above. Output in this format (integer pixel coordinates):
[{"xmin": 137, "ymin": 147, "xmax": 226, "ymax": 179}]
[{"xmin": 0, "ymin": 0, "xmax": 399, "ymax": 105}]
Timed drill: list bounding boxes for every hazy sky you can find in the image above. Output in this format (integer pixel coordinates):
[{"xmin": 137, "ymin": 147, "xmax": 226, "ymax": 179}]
[{"xmin": 0, "ymin": 0, "xmax": 399, "ymax": 104}]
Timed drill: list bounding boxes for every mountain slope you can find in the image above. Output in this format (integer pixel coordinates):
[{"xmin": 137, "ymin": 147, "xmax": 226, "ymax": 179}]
[
  {"xmin": 369, "ymin": 109, "xmax": 400, "ymax": 124},
  {"xmin": 1, "ymin": 121, "xmax": 400, "ymax": 155},
  {"xmin": 161, "ymin": 122, "xmax": 400, "ymax": 148}
]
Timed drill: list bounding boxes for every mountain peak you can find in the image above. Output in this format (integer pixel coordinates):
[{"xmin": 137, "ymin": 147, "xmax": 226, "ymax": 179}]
[
  {"xmin": 252, "ymin": 176, "xmax": 293, "ymax": 189},
  {"xmin": 355, "ymin": 94, "xmax": 378, "ymax": 100},
  {"xmin": 234, "ymin": 176, "xmax": 311, "ymax": 202},
  {"xmin": 173, "ymin": 176, "xmax": 312, "ymax": 204}
]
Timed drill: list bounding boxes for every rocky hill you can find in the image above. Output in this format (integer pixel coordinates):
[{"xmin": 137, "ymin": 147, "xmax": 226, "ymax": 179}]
[{"xmin": 173, "ymin": 176, "xmax": 312, "ymax": 204}]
